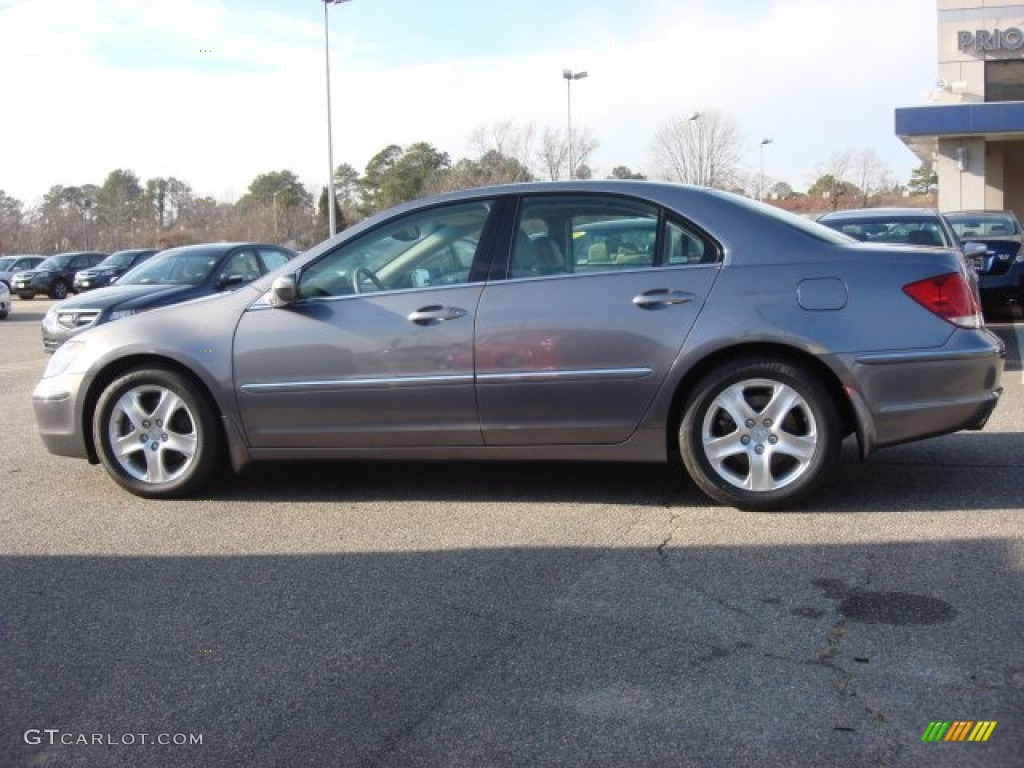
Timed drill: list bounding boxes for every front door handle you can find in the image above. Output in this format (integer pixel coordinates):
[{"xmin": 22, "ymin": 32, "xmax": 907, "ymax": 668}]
[
  {"xmin": 408, "ymin": 305, "xmax": 468, "ymax": 326},
  {"xmin": 632, "ymin": 289, "xmax": 696, "ymax": 310}
]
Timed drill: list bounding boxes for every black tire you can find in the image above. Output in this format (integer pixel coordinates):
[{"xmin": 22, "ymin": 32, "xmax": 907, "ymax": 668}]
[
  {"xmin": 18, "ymin": 293, "xmax": 33, "ymax": 300},
  {"xmin": 92, "ymin": 367, "xmax": 225, "ymax": 499},
  {"xmin": 50, "ymin": 280, "xmax": 69, "ymax": 300},
  {"xmin": 678, "ymin": 356, "xmax": 841, "ymax": 511}
]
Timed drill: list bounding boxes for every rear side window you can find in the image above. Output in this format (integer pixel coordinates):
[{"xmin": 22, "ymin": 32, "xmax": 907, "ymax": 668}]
[
  {"xmin": 507, "ymin": 195, "xmax": 718, "ymax": 278},
  {"xmin": 665, "ymin": 218, "xmax": 714, "ymax": 265},
  {"xmin": 510, "ymin": 196, "xmax": 657, "ymax": 278}
]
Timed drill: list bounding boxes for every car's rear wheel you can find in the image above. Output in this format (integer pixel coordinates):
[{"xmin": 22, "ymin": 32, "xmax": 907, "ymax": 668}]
[
  {"xmin": 93, "ymin": 367, "xmax": 224, "ymax": 498},
  {"xmin": 679, "ymin": 356, "xmax": 840, "ymax": 511},
  {"xmin": 18, "ymin": 292, "xmax": 33, "ymax": 300},
  {"xmin": 50, "ymin": 280, "xmax": 69, "ymax": 300}
]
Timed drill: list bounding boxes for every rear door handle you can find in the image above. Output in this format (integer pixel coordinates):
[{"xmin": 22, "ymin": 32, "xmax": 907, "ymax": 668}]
[
  {"xmin": 408, "ymin": 305, "xmax": 468, "ymax": 326},
  {"xmin": 632, "ymin": 289, "xmax": 696, "ymax": 310}
]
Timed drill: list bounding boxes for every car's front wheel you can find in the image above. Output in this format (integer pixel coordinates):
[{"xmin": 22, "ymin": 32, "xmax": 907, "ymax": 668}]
[
  {"xmin": 18, "ymin": 292, "xmax": 33, "ymax": 300},
  {"xmin": 50, "ymin": 280, "xmax": 69, "ymax": 300},
  {"xmin": 93, "ymin": 367, "xmax": 224, "ymax": 498},
  {"xmin": 679, "ymin": 356, "xmax": 840, "ymax": 511}
]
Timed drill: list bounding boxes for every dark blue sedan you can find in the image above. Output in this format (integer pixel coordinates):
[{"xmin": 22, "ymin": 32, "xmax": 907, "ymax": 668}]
[{"xmin": 42, "ymin": 242, "xmax": 296, "ymax": 352}]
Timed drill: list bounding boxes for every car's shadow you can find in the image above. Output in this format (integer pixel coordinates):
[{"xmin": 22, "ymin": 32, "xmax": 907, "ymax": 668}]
[{"xmin": 211, "ymin": 429, "xmax": 1024, "ymax": 514}]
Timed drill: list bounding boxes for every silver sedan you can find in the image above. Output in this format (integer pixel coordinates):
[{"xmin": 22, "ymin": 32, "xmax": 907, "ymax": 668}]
[{"xmin": 31, "ymin": 182, "xmax": 1004, "ymax": 510}]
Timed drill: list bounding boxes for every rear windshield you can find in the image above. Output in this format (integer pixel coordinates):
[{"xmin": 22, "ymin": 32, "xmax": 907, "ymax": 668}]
[{"xmin": 818, "ymin": 216, "xmax": 952, "ymax": 247}]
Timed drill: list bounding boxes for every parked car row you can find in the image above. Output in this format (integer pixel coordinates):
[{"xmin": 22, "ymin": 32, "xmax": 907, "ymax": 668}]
[
  {"xmin": 946, "ymin": 210, "xmax": 1024, "ymax": 318},
  {"xmin": 41, "ymin": 242, "xmax": 297, "ymax": 351},
  {"xmin": 13, "ymin": 251, "xmax": 108, "ymax": 299},
  {"xmin": 74, "ymin": 248, "xmax": 160, "ymax": 291},
  {"xmin": 817, "ymin": 207, "xmax": 1023, "ymax": 319},
  {"xmin": 0, "ymin": 255, "xmax": 46, "ymax": 291},
  {"xmin": 31, "ymin": 182, "xmax": 1004, "ymax": 512}
]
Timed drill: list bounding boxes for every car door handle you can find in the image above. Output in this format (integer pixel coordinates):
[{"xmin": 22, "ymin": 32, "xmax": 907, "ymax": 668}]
[
  {"xmin": 408, "ymin": 305, "xmax": 468, "ymax": 326},
  {"xmin": 632, "ymin": 289, "xmax": 696, "ymax": 309}
]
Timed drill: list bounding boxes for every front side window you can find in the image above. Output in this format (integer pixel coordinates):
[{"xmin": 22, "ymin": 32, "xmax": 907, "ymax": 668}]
[{"xmin": 299, "ymin": 201, "xmax": 493, "ymax": 299}]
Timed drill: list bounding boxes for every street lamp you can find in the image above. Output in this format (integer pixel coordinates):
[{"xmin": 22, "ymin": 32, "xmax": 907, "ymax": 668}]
[
  {"xmin": 759, "ymin": 138, "xmax": 773, "ymax": 201},
  {"xmin": 323, "ymin": 0, "xmax": 352, "ymax": 238},
  {"xmin": 563, "ymin": 68, "xmax": 588, "ymax": 180}
]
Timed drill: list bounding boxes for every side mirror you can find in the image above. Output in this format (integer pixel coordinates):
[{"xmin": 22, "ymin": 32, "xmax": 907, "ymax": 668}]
[
  {"xmin": 962, "ymin": 241, "xmax": 988, "ymax": 259},
  {"xmin": 217, "ymin": 274, "xmax": 246, "ymax": 290},
  {"xmin": 268, "ymin": 274, "xmax": 297, "ymax": 307}
]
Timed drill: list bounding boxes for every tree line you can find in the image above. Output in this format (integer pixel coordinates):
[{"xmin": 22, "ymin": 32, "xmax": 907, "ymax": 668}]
[{"xmin": 0, "ymin": 113, "xmax": 937, "ymax": 256}]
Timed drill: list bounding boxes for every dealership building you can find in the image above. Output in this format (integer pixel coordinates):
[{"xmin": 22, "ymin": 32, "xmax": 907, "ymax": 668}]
[{"xmin": 896, "ymin": 1, "xmax": 1024, "ymax": 215}]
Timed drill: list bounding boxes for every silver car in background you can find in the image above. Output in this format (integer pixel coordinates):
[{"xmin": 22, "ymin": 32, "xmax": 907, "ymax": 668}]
[{"xmin": 32, "ymin": 182, "xmax": 1004, "ymax": 510}]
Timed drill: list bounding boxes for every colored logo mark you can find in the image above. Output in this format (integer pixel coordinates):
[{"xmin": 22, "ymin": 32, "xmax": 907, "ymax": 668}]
[{"xmin": 921, "ymin": 720, "xmax": 997, "ymax": 742}]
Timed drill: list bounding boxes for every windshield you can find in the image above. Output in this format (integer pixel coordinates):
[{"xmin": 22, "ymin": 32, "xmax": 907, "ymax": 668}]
[
  {"xmin": 121, "ymin": 250, "xmax": 219, "ymax": 286},
  {"xmin": 946, "ymin": 213, "xmax": 1021, "ymax": 238},
  {"xmin": 36, "ymin": 255, "xmax": 74, "ymax": 270},
  {"xmin": 102, "ymin": 251, "xmax": 144, "ymax": 268}
]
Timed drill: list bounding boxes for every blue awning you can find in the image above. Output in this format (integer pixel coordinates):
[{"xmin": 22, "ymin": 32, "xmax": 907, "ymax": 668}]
[{"xmin": 895, "ymin": 102, "xmax": 1024, "ymax": 138}]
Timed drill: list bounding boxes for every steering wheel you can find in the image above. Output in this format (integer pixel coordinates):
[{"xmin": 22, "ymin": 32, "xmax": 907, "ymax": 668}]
[{"xmin": 351, "ymin": 266, "xmax": 384, "ymax": 293}]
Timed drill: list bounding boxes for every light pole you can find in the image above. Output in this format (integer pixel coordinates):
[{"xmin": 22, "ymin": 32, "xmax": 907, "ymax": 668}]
[
  {"xmin": 563, "ymin": 68, "xmax": 587, "ymax": 180},
  {"xmin": 323, "ymin": 0, "xmax": 352, "ymax": 239},
  {"xmin": 80, "ymin": 198, "xmax": 92, "ymax": 249},
  {"xmin": 759, "ymin": 138, "xmax": 773, "ymax": 201},
  {"xmin": 686, "ymin": 112, "xmax": 703, "ymax": 186},
  {"xmin": 272, "ymin": 189, "xmax": 283, "ymax": 238}
]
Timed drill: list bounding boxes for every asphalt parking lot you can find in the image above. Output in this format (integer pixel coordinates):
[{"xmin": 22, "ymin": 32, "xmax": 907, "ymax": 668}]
[{"xmin": 2, "ymin": 298, "xmax": 1022, "ymax": 767}]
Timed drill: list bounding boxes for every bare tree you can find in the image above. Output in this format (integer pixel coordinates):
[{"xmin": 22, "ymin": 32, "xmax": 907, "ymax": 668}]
[
  {"xmin": 650, "ymin": 110, "xmax": 745, "ymax": 189},
  {"xmin": 469, "ymin": 120, "xmax": 537, "ymax": 174},
  {"xmin": 538, "ymin": 126, "xmax": 568, "ymax": 181},
  {"xmin": 810, "ymin": 150, "xmax": 856, "ymax": 211},
  {"xmin": 571, "ymin": 127, "xmax": 599, "ymax": 180},
  {"xmin": 537, "ymin": 125, "xmax": 599, "ymax": 181},
  {"xmin": 849, "ymin": 147, "xmax": 894, "ymax": 207}
]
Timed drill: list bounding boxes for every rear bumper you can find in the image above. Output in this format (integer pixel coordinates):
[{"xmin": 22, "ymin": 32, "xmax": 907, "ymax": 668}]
[{"xmin": 842, "ymin": 329, "xmax": 1004, "ymax": 458}]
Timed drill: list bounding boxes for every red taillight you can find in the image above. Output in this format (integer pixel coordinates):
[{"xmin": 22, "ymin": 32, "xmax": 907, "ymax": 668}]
[{"xmin": 902, "ymin": 272, "xmax": 981, "ymax": 328}]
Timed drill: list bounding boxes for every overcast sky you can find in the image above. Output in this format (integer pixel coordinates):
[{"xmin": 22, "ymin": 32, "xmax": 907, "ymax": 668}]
[{"xmin": 0, "ymin": 0, "xmax": 936, "ymax": 206}]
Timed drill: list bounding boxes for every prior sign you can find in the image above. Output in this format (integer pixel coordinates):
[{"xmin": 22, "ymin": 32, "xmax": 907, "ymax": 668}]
[{"xmin": 958, "ymin": 27, "xmax": 1024, "ymax": 52}]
